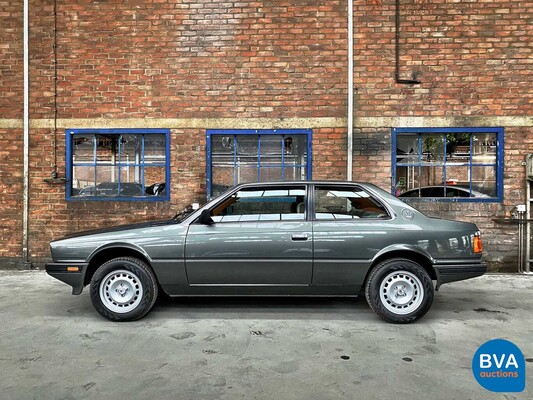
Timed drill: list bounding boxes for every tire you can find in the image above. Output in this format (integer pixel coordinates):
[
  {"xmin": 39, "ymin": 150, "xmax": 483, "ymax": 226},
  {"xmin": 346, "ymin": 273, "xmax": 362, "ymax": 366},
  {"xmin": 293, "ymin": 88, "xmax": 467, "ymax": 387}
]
[
  {"xmin": 365, "ymin": 258, "xmax": 434, "ymax": 324},
  {"xmin": 90, "ymin": 257, "xmax": 159, "ymax": 322}
]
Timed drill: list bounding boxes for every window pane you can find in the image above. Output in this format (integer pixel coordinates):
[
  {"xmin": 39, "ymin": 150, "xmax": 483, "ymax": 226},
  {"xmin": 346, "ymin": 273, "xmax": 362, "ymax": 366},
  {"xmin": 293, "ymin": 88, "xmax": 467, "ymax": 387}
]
[
  {"xmin": 444, "ymin": 165, "xmax": 469, "ymax": 187},
  {"xmin": 71, "ymin": 165, "xmax": 95, "ymax": 197},
  {"xmin": 234, "ymin": 135, "xmax": 259, "ymax": 184},
  {"xmin": 117, "ymin": 182, "xmax": 143, "ymax": 197},
  {"xmin": 396, "ymin": 134, "xmax": 419, "ymax": 165},
  {"xmin": 283, "ymin": 166, "xmax": 307, "ymax": 181},
  {"xmin": 213, "ymin": 135, "xmax": 234, "ymax": 155},
  {"xmin": 95, "ymin": 165, "xmax": 114, "ymax": 191},
  {"xmin": 212, "ymin": 166, "xmax": 235, "ymax": 196},
  {"xmin": 472, "ymin": 133, "xmax": 497, "ymax": 164},
  {"xmin": 95, "ymin": 135, "xmax": 116, "ymax": 164},
  {"xmin": 397, "ymin": 166, "xmax": 445, "ymax": 197},
  {"xmin": 257, "ymin": 135, "xmax": 281, "ymax": 156},
  {"xmin": 212, "ymin": 187, "xmax": 306, "ymax": 221},
  {"xmin": 119, "ymin": 165, "xmax": 141, "ymax": 185},
  {"xmin": 285, "ymin": 135, "xmax": 308, "ymax": 160},
  {"xmin": 472, "ymin": 166, "xmax": 496, "ymax": 197},
  {"xmin": 315, "ymin": 187, "xmax": 388, "ymax": 219},
  {"xmin": 422, "ymin": 134, "xmax": 445, "ymax": 164},
  {"xmin": 259, "ymin": 166, "xmax": 282, "ymax": 181},
  {"xmin": 395, "ymin": 165, "xmax": 421, "ymax": 195},
  {"xmin": 236, "ymin": 162, "xmax": 259, "ymax": 184},
  {"xmin": 212, "ymin": 135, "xmax": 236, "ymax": 194},
  {"xmin": 94, "ymin": 180, "xmax": 119, "ymax": 197},
  {"xmin": 120, "ymin": 134, "xmax": 141, "ymax": 164},
  {"xmin": 143, "ymin": 134, "xmax": 166, "ymax": 165},
  {"xmin": 143, "ymin": 166, "xmax": 166, "ymax": 196},
  {"xmin": 236, "ymin": 135, "xmax": 259, "ymax": 156},
  {"xmin": 72, "ymin": 135, "xmax": 94, "ymax": 163},
  {"xmin": 420, "ymin": 165, "xmax": 444, "ymax": 187},
  {"xmin": 446, "ymin": 132, "xmax": 471, "ymax": 162}
]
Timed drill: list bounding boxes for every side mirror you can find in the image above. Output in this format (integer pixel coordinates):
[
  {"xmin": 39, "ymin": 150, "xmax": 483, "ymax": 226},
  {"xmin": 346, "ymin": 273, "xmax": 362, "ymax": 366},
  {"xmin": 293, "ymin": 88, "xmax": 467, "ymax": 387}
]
[{"xmin": 198, "ymin": 209, "xmax": 214, "ymax": 225}]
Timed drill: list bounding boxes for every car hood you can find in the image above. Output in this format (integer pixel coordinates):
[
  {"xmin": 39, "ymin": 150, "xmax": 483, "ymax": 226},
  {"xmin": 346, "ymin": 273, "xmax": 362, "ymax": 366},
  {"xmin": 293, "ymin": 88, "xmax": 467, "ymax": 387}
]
[{"xmin": 55, "ymin": 219, "xmax": 177, "ymax": 241}]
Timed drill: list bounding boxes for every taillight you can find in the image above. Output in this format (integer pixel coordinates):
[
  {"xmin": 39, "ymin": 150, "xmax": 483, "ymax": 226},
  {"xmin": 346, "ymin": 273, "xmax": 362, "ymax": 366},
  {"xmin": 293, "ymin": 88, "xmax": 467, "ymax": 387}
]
[{"xmin": 473, "ymin": 233, "xmax": 483, "ymax": 254}]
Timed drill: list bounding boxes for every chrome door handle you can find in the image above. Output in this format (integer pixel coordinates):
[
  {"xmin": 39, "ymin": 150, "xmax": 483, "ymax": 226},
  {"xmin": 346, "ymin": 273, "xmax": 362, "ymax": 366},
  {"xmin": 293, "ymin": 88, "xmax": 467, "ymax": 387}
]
[{"xmin": 291, "ymin": 234, "xmax": 308, "ymax": 241}]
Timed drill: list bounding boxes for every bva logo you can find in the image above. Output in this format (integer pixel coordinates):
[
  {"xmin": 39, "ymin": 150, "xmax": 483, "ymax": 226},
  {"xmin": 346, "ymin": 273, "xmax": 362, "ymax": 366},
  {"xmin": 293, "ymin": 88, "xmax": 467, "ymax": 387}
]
[{"xmin": 472, "ymin": 339, "xmax": 525, "ymax": 392}]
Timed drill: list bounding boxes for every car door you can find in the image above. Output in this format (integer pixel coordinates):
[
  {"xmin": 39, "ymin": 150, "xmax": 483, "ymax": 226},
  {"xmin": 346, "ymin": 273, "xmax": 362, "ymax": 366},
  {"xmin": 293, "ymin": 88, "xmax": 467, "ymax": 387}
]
[
  {"xmin": 311, "ymin": 184, "xmax": 395, "ymax": 287},
  {"xmin": 185, "ymin": 185, "xmax": 313, "ymax": 285}
]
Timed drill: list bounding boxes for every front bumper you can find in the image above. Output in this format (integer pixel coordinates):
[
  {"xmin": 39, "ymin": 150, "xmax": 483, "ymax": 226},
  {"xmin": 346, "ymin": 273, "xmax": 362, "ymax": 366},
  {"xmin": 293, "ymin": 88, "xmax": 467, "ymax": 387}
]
[
  {"xmin": 45, "ymin": 262, "xmax": 89, "ymax": 295},
  {"xmin": 434, "ymin": 261, "xmax": 487, "ymax": 288}
]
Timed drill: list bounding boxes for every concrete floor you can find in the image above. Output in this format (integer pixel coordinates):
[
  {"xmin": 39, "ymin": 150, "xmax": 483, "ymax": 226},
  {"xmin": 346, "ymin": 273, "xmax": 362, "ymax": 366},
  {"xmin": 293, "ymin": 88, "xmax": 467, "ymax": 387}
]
[{"xmin": 0, "ymin": 271, "xmax": 532, "ymax": 400}]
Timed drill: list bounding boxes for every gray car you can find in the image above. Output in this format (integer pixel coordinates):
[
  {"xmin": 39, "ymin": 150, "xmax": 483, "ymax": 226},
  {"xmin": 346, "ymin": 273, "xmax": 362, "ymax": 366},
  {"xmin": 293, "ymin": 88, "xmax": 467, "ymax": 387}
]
[{"xmin": 46, "ymin": 181, "xmax": 486, "ymax": 323}]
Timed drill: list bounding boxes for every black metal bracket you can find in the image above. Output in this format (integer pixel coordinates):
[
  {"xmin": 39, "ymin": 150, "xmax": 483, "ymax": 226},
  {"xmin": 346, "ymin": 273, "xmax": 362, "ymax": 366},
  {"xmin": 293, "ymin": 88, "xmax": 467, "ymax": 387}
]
[{"xmin": 395, "ymin": 0, "xmax": 421, "ymax": 85}]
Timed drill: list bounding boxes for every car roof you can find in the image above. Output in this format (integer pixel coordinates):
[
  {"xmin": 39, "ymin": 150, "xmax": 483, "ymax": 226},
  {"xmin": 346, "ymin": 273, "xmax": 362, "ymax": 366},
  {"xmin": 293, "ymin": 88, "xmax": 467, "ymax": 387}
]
[
  {"xmin": 234, "ymin": 180, "xmax": 372, "ymax": 188},
  {"xmin": 186, "ymin": 180, "xmax": 423, "ymax": 225}
]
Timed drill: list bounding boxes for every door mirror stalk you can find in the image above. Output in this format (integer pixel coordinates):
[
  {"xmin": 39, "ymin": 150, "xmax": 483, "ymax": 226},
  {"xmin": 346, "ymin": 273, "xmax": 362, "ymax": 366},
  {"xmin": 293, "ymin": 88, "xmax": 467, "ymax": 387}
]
[{"xmin": 198, "ymin": 209, "xmax": 214, "ymax": 225}]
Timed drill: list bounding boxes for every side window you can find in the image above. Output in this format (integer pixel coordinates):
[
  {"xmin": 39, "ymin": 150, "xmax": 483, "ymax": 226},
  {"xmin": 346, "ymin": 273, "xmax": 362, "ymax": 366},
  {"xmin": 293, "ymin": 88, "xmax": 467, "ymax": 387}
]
[
  {"xmin": 315, "ymin": 186, "xmax": 389, "ymax": 220},
  {"xmin": 211, "ymin": 187, "xmax": 306, "ymax": 222}
]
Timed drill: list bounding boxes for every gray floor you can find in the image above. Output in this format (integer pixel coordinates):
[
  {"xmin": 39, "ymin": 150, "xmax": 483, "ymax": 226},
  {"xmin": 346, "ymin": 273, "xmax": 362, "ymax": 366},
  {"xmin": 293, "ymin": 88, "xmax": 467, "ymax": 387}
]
[{"xmin": 0, "ymin": 271, "xmax": 532, "ymax": 400}]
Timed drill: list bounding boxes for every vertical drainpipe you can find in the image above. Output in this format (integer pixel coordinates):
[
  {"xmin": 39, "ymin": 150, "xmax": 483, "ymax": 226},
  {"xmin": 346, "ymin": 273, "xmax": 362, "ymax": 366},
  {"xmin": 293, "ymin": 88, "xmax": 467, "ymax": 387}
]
[
  {"xmin": 22, "ymin": 0, "xmax": 30, "ymax": 263},
  {"xmin": 347, "ymin": 0, "xmax": 354, "ymax": 181}
]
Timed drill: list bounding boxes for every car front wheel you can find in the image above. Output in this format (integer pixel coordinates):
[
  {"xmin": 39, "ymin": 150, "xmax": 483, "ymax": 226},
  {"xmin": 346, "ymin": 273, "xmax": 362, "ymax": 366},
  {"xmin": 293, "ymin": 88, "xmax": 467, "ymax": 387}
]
[
  {"xmin": 365, "ymin": 258, "xmax": 434, "ymax": 323},
  {"xmin": 90, "ymin": 257, "xmax": 158, "ymax": 322}
]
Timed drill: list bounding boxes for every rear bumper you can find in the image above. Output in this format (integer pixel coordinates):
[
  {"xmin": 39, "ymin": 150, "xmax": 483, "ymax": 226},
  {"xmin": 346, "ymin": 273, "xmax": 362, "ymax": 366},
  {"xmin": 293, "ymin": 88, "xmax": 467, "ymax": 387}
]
[
  {"xmin": 434, "ymin": 261, "xmax": 487, "ymax": 288},
  {"xmin": 45, "ymin": 262, "xmax": 89, "ymax": 295}
]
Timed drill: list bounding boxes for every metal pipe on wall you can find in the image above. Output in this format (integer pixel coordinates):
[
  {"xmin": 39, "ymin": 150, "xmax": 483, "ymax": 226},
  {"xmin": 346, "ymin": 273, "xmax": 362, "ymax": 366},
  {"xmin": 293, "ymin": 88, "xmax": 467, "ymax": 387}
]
[
  {"xmin": 347, "ymin": 0, "xmax": 354, "ymax": 182},
  {"xmin": 22, "ymin": 0, "xmax": 30, "ymax": 263},
  {"xmin": 395, "ymin": 0, "xmax": 421, "ymax": 85}
]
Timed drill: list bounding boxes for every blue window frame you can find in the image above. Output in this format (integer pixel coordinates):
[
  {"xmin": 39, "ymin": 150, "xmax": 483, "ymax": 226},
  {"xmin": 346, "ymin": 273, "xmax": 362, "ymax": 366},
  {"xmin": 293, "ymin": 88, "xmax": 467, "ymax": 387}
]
[
  {"xmin": 392, "ymin": 127, "xmax": 504, "ymax": 202},
  {"xmin": 206, "ymin": 129, "xmax": 312, "ymax": 198},
  {"xmin": 66, "ymin": 129, "xmax": 170, "ymax": 201}
]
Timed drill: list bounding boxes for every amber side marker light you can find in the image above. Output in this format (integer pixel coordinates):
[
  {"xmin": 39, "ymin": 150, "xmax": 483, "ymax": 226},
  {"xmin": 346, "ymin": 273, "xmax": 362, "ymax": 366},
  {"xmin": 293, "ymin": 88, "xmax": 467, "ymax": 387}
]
[
  {"xmin": 67, "ymin": 267, "xmax": 80, "ymax": 272},
  {"xmin": 473, "ymin": 234, "xmax": 483, "ymax": 254}
]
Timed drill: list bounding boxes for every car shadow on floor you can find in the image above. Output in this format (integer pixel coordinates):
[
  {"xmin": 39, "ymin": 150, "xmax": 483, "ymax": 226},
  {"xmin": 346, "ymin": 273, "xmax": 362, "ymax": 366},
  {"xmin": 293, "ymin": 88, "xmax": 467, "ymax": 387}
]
[{"xmin": 150, "ymin": 294, "xmax": 373, "ymax": 321}]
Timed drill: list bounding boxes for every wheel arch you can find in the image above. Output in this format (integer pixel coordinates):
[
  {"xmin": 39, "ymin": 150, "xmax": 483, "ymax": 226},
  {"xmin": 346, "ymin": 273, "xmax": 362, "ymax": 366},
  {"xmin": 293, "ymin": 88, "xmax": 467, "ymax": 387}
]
[
  {"xmin": 363, "ymin": 248, "xmax": 438, "ymax": 292},
  {"xmin": 84, "ymin": 244, "xmax": 153, "ymax": 287}
]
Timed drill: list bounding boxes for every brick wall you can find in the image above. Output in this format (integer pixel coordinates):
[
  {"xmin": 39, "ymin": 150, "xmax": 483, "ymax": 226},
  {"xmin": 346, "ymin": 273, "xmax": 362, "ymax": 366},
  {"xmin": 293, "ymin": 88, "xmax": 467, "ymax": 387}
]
[
  {"xmin": 33, "ymin": 0, "xmax": 346, "ymax": 120},
  {"xmin": 354, "ymin": 0, "xmax": 531, "ymax": 117},
  {"xmin": 0, "ymin": 2, "xmax": 23, "ymax": 261},
  {"xmin": 0, "ymin": 2, "xmax": 22, "ymax": 118},
  {"xmin": 0, "ymin": 129, "xmax": 23, "ymax": 258},
  {"xmin": 312, "ymin": 128, "xmax": 348, "ymax": 181},
  {"xmin": 0, "ymin": 0, "xmax": 531, "ymax": 271}
]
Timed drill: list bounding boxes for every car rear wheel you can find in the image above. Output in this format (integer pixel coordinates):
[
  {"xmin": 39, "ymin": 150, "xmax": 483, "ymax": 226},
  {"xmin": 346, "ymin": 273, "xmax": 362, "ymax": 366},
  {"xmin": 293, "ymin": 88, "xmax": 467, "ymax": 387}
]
[
  {"xmin": 90, "ymin": 257, "xmax": 158, "ymax": 322},
  {"xmin": 365, "ymin": 258, "xmax": 434, "ymax": 323}
]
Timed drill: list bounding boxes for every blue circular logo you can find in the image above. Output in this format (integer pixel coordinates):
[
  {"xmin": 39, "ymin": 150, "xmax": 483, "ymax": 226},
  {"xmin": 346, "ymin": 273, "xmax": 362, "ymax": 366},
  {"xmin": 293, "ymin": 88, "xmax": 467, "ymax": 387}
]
[{"xmin": 472, "ymin": 339, "xmax": 525, "ymax": 392}]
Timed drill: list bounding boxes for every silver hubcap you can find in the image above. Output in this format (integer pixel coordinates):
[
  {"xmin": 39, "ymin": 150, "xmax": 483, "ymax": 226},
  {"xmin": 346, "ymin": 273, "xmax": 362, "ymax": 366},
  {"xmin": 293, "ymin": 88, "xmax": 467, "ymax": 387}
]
[
  {"xmin": 379, "ymin": 271, "xmax": 424, "ymax": 315},
  {"xmin": 99, "ymin": 269, "xmax": 143, "ymax": 313}
]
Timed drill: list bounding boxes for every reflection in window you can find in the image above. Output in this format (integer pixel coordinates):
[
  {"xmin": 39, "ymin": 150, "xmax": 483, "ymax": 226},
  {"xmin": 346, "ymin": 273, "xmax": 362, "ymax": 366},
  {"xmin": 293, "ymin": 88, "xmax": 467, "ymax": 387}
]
[
  {"xmin": 393, "ymin": 128, "xmax": 503, "ymax": 201},
  {"xmin": 315, "ymin": 187, "xmax": 389, "ymax": 220},
  {"xmin": 207, "ymin": 130, "xmax": 312, "ymax": 198},
  {"xmin": 67, "ymin": 129, "xmax": 170, "ymax": 201},
  {"xmin": 211, "ymin": 187, "xmax": 306, "ymax": 222}
]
